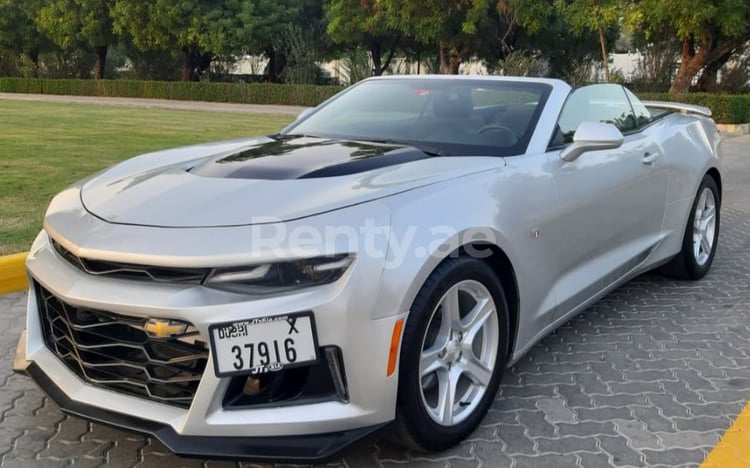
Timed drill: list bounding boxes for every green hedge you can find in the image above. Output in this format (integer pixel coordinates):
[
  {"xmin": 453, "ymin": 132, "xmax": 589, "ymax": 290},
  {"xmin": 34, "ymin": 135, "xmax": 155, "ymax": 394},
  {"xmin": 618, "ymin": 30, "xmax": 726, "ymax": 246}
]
[
  {"xmin": 0, "ymin": 78, "xmax": 343, "ymax": 107},
  {"xmin": 638, "ymin": 92, "xmax": 750, "ymax": 125},
  {"xmin": 1, "ymin": 78, "xmax": 746, "ymax": 123}
]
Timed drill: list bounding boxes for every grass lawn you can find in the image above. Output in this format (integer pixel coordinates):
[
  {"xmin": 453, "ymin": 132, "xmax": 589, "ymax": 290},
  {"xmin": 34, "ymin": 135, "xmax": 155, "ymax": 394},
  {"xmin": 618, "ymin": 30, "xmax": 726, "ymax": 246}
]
[{"xmin": 0, "ymin": 100, "xmax": 293, "ymax": 255}]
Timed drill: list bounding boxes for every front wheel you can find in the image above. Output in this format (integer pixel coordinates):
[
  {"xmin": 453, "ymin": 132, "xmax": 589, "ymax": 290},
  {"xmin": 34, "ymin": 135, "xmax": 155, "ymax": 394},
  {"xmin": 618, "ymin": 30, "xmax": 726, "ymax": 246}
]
[
  {"xmin": 395, "ymin": 256, "xmax": 509, "ymax": 451},
  {"xmin": 662, "ymin": 174, "xmax": 720, "ymax": 280}
]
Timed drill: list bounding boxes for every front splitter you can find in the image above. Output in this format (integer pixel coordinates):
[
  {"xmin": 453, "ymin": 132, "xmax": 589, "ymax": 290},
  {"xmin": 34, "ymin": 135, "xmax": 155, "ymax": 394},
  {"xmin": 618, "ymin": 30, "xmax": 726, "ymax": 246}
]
[{"xmin": 16, "ymin": 340, "xmax": 386, "ymax": 463}]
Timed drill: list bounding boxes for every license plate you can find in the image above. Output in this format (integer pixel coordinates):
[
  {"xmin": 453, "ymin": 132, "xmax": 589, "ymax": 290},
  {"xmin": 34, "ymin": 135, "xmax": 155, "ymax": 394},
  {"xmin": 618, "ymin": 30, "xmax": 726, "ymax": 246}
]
[{"xmin": 209, "ymin": 312, "xmax": 318, "ymax": 377}]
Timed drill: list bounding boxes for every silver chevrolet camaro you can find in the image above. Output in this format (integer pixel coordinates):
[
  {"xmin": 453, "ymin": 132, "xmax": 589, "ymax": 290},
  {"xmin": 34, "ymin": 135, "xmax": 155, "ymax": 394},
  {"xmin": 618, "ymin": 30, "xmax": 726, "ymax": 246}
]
[{"xmin": 14, "ymin": 76, "xmax": 721, "ymax": 462}]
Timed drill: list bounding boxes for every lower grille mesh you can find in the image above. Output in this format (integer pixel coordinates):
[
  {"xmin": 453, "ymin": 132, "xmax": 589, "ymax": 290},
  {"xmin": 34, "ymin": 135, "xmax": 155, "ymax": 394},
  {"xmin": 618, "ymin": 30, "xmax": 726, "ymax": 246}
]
[{"xmin": 37, "ymin": 285, "xmax": 208, "ymax": 408}]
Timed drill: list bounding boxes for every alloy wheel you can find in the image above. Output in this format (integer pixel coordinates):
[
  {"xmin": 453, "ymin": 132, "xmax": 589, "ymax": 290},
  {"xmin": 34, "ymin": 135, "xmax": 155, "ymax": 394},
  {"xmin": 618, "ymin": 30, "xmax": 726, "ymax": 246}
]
[
  {"xmin": 418, "ymin": 279, "xmax": 499, "ymax": 426},
  {"xmin": 692, "ymin": 187, "xmax": 717, "ymax": 266}
]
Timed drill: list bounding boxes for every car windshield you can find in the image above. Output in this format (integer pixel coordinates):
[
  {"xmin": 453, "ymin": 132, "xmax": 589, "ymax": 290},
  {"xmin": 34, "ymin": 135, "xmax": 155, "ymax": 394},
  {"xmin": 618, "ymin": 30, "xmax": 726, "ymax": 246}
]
[{"xmin": 283, "ymin": 78, "xmax": 552, "ymax": 157}]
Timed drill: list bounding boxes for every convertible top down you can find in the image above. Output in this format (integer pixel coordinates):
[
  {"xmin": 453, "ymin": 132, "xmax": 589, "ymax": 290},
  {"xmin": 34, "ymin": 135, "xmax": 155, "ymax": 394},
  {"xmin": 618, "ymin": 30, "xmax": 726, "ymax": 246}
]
[{"xmin": 14, "ymin": 76, "xmax": 721, "ymax": 461}]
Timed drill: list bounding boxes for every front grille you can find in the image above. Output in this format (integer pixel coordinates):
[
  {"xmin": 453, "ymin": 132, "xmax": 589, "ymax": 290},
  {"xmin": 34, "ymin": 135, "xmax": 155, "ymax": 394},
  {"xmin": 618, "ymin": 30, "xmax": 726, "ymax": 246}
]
[
  {"xmin": 37, "ymin": 284, "xmax": 208, "ymax": 408},
  {"xmin": 51, "ymin": 238, "xmax": 210, "ymax": 284}
]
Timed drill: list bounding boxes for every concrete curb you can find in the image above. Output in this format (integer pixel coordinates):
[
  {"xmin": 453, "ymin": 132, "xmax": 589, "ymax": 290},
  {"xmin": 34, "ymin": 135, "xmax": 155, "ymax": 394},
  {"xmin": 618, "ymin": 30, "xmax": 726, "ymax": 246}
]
[
  {"xmin": 0, "ymin": 253, "xmax": 28, "ymax": 295},
  {"xmin": 718, "ymin": 123, "xmax": 750, "ymax": 136}
]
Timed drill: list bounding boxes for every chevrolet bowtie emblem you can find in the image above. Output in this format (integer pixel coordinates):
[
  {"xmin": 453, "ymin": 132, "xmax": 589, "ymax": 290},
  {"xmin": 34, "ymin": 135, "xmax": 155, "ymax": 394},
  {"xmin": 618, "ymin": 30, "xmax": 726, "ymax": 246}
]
[{"xmin": 144, "ymin": 318, "xmax": 188, "ymax": 338}]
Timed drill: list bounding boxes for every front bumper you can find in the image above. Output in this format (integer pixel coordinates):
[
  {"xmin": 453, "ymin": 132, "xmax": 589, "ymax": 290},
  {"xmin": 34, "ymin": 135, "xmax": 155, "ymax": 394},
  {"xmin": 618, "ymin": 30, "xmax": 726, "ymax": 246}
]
[
  {"xmin": 18, "ymin": 198, "xmax": 408, "ymax": 461},
  {"xmin": 17, "ymin": 244, "xmax": 401, "ymax": 461},
  {"xmin": 14, "ymin": 340, "xmax": 386, "ymax": 462}
]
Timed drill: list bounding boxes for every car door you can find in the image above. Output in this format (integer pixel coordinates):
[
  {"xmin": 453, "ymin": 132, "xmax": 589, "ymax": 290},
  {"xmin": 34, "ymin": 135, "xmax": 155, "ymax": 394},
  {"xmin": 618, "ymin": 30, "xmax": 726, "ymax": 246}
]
[{"xmin": 547, "ymin": 84, "xmax": 668, "ymax": 318}]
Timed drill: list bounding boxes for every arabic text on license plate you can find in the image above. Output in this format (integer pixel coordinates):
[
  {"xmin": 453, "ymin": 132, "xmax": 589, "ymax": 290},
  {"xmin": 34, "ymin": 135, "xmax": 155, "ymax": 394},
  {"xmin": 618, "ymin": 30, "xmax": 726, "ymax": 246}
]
[{"xmin": 209, "ymin": 312, "xmax": 318, "ymax": 377}]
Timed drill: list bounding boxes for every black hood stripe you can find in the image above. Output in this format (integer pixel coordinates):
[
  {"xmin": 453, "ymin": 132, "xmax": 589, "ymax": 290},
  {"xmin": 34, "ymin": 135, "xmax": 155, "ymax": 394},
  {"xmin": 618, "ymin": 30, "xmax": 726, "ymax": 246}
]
[{"xmin": 188, "ymin": 136, "xmax": 432, "ymax": 180}]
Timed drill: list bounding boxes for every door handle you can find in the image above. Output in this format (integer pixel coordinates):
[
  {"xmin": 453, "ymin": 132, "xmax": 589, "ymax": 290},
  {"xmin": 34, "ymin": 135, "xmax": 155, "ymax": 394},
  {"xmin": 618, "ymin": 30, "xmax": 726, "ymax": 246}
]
[{"xmin": 643, "ymin": 152, "xmax": 659, "ymax": 164}]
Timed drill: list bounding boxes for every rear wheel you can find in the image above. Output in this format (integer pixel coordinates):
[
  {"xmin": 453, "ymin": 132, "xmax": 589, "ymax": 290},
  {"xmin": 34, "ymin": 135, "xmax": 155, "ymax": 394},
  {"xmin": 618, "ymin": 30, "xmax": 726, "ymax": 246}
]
[
  {"xmin": 662, "ymin": 175, "xmax": 720, "ymax": 280},
  {"xmin": 395, "ymin": 256, "xmax": 508, "ymax": 451}
]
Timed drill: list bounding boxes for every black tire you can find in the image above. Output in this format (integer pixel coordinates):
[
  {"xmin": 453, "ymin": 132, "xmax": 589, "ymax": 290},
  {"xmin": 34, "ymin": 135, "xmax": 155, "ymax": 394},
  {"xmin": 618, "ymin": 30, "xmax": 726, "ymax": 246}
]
[
  {"xmin": 394, "ymin": 256, "xmax": 509, "ymax": 452},
  {"xmin": 661, "ymin": 175, "xmax": 720, "ymax": 280}
]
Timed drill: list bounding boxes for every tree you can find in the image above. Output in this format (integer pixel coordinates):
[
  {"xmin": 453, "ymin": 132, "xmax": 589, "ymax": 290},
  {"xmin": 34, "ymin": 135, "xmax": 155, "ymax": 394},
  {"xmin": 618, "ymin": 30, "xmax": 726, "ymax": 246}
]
[
  {"xmin": 626, "ymin": 31, "xmax": 680, "ymax": 92},
  {"xmin": 234, "ymin": 0, "xmax": 328, "ymax": 83},
  {"xmin": 235, "ymin": 0, "xmax": 300, "ymax": 82},
  {"xmin": 554, "ymin": 0, "xmax": 619, "ymax": 82},
  {"xmin": 377, "ymin": 0, "xmax": 493, "ymax": 74},
  {"xmin": 625, "ymin": 0, "xmax": 750, "ymax": 94},
  {"xmin": 509, "ymin": 6, "xmax": 616, "ymax": 83},
  {"xmin": 471, "ymin": 0, "xmax": 556, "ymax": 73},
  {"xmin": 495, "ymin": 0, "xmax": 554, "ymax": 51},
  {"xmin": 281, "ymin": 21, "xmax": 330, "ymax": 84},
  {"xmin": 111, "ymin": 0, "xmax": 241, "ymax": 81},
  {"xmin": 689, "ymin": 35, "xmax": 750, "ymax": 92},
  {"xmin": 33, "ymin": 0, "xmax": 116, "ymax": 79},
  {"xmin": 326, "ymin": 0, "xmax": 401, "ymax": 76},
  {"xmin": 0, "ymin": 0, "xmax": 53, "ymax": 76}
]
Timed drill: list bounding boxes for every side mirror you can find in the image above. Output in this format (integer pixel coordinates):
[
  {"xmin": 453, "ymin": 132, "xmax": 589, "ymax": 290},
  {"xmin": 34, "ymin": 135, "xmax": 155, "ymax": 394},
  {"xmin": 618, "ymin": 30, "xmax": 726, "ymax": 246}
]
[
  {"xmin": 296, "ymin": 107, "xmax": 315, "ymax": 121},
  {"xmin": 560, "ymin": 122, "xmax": 624, "ymax": 162}
]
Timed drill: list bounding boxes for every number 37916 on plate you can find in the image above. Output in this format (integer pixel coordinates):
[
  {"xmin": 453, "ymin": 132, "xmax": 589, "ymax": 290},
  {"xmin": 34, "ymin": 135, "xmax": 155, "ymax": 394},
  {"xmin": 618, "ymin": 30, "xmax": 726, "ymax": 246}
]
[{"xmin": 209, "ymin": 312, "xmax": 318, "ymax": 377}]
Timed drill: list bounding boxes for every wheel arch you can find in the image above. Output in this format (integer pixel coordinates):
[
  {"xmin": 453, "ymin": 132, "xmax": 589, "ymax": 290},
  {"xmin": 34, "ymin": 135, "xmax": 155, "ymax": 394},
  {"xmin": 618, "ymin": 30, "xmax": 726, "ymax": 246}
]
[
  {"xmin": 470, "ymin": 243, "xmax": 520, "ymax": 363},
  {"xmin": 706, "ymin": 167, "xmax": 722, "ymax": 202}
]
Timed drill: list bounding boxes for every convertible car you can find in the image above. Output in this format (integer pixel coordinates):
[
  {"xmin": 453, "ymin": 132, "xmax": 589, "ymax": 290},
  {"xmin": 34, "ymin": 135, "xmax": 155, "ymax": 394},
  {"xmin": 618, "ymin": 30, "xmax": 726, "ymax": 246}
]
[{"xmin": 14, "ymin": 76, "xmax": 721, "ymax": 461}]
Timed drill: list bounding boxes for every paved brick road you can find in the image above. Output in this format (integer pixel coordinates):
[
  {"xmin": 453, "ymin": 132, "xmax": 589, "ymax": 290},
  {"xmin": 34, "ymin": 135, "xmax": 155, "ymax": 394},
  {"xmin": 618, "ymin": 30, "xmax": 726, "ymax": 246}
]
[{"xmin": 2, "ymin": 135, "xmax": 749, "ymax": 468}]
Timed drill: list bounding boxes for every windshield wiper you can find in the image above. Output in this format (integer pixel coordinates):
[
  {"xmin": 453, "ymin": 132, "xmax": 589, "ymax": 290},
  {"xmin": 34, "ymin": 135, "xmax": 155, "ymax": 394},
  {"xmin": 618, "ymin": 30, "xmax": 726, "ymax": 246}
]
[
  {"xmin": 409, "ymin": 143, "xmax": 446, "ymax": 157},
  {"xmin": 362, "ymin": 138, "xmax": 447, "ymax": 157},
  {"xmin": 276, "ymin": 132, "xmax": 319, "ymax": 139}
]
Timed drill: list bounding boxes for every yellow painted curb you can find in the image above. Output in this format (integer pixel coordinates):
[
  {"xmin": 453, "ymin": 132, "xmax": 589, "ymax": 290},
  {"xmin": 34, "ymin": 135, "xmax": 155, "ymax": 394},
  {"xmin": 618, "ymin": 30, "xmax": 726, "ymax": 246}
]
[
  {"xmin": 717, "ymin": 123, "xmax": 750, "ymax": 136},
  {"xmin": 0, "ymin": 252, "xmax": 28, "ymax": 295},
  {"xmin": 701, "ymin": 401, "xmax": 750, "ymax": 467}
]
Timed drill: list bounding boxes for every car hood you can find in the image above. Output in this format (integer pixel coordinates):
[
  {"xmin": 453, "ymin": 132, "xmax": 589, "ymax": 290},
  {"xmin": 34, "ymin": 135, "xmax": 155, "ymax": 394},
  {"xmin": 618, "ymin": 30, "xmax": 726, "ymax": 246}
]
[{"xmin": 80, "ymin": 135, "xmax": 504, "ymax": 227}]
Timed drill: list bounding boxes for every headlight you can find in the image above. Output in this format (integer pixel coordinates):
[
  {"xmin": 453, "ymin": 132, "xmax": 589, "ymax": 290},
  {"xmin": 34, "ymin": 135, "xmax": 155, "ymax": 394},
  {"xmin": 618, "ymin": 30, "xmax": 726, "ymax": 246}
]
[{"xmin": 204, "ymin": 254, "xmax": 354, "ymax": 295}]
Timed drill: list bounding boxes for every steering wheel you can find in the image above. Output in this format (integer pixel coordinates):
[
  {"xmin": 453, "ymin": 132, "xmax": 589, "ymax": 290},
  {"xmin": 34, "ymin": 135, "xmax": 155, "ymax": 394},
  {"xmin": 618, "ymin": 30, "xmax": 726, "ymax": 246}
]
[{"xmin": 477, "ymin": 123, "xmax": 521, "ymax": 140}]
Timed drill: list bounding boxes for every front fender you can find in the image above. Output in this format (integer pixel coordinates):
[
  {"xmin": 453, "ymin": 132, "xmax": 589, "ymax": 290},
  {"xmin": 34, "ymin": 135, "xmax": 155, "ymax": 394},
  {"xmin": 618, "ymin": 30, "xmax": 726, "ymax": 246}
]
[{"xmin": 372, "ymin": 163, "xmax": 559, "ymax": 357}]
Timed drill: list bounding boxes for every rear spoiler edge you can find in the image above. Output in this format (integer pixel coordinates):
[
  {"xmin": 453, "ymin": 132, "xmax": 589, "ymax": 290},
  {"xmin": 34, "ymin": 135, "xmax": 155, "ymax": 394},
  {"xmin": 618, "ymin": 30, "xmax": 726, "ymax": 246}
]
[{"xmin": 642, "ymin": 100, "xmax": 712, "ymax": 118}]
